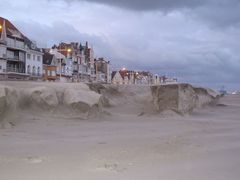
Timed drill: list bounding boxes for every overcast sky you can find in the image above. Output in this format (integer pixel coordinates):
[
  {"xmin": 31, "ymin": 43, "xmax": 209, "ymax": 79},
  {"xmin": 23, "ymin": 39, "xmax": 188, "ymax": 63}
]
[{"xmin": 1, "ymin": 0, "xmax": 240, "ymax": 90}]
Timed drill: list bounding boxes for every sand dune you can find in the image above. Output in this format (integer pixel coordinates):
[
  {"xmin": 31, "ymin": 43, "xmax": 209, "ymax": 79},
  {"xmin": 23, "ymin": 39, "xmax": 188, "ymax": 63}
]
[{"xmin": 0, "ymin": 82, "xmax": 219, "ymax": 121}]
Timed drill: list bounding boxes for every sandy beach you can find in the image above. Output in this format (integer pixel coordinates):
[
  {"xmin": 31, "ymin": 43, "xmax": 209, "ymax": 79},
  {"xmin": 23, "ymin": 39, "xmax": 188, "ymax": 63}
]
[{"xmin": 0, "ymin": 82, "xmax": 240, "ymax": 180}]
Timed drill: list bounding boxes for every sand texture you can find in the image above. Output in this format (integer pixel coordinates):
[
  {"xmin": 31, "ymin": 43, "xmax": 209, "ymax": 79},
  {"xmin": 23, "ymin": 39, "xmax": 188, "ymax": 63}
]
[{"xmin": 0, "ymin": 81, "xmax": 239, "ymax": 180}]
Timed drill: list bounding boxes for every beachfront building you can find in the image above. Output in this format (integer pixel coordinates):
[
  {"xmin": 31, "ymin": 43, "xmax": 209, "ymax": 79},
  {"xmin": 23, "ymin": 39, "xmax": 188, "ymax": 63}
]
[
  {"xmin": 152, "ymin": 74, "xmax": 178, "ymax": 84},
  {"xmin": 49, "ymin": 48, "xmax": 72, "ymax": 82},
  {"xmin": 42, "ymin": 51, "xmax": 57, "ymax": 81},
  {"xmin": 0, "ymin": 17, "xmax": 42, "ymax": 80},
  {"xmin": 26, "ymin": 47, "xmax": 43, "ymax": 80},
  {"xmin": 95, "ymin": 58, "xmax": 111, "ymax": 83},
  {"xmin": 112, "ymin": 69, "xmax": 153, "ymax": 85},
  {"xmin": 112, "ymin": 71, "xmax": 124, "ymax": 85},
  {"xmin": 53, "ymin": 42, "xmax": 95, "ymax": 82}
]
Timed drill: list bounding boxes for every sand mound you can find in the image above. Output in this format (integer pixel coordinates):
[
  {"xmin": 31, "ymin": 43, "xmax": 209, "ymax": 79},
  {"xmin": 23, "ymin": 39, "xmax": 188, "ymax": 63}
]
[
  {"xmin": 63, "ymin": 87, "xmax": 102, "ymax": 113},
  {"xmin": 151, "ymin": 84, "xmax": 220, "ymax": 115},
  {"xmin": 193, "ymin": 87, "xmax": 220, "ymax": 108},
  {"xmin": 27, "ymin": 86, "xmax": 59, "ymax": 109},
  {"xmin": 0, "ymin": 83, "xmax": 103, "ymax": 122},
  {"xmin": 0, "ymin": 82, "xmax": 220, "ymax": 123},
  {"xmin": 87, "ymin": 83, "xmax": 220, "ymax": 116}
]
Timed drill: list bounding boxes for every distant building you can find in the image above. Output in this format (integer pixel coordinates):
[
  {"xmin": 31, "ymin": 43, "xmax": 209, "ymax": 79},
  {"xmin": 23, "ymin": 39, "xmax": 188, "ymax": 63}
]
[
  {"xmin": 54, "ymin": 42, "xmax": 94, "ymax": 82},
  {"xmin": 49, "ymin": 48, "xmax": 72, "ymax": 82},
  {"xmin": 42, "ymin": 51, "xmax": 57, "ymax": 81},
  {"xmin": 153, "ymin": 74, "xmax": 177, "ymax": 84},
  {"xmin": 111, "ymin": 69, "xmax": 152, "ymax": 85},
  {"xmin": 0, "ymin": 17, "xmax": 43, "ymax": 80},
  {"xmin": 111, "ymin": 71, "xmax": 124, "ymax": 85},
  {"xmin": 95, "ymin": 58, "xmax": 111, "ymax": 83}
]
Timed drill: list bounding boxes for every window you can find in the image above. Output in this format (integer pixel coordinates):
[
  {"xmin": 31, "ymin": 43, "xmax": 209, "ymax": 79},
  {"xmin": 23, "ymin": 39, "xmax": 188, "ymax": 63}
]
[
  {"xmin": 0, "ymin": 66, "xmax": 2, "ymax": 70},
  {"xmin": 27, "ymin": 54, "xmax": 31, "ymax": 59},
  {"xmin": 32, "ymin": 66, "xmax": 36, "ymax": 75},
  {"xmin": 48, "ymin": 70, "xmax": 51, "ymax": 76},
  {"xmin": 33, "ymin": 55, "xmax": 36, "ymax": 60},
  {"xmin": 37, "ymin": 67, "xmax": 40, "ymax": 76},
  {"xmin": 27, "ymin": 65, "xmax": 31, "ymax": 74},
  {"xmin": 37, "ymin": 56, "xmax": 41, "ymax": 62},
  {"xmin": 51, "ymin": 71, "xmax": 56, "ymax": 76}
]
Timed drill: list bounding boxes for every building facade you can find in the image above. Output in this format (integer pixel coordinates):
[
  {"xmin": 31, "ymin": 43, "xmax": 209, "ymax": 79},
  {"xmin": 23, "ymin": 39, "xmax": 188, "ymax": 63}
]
[
  {"xmin": 49, "ymin": 48, "xmax": 72, "ymax": 82},
  {"xmin": 0, "ymin": 17, "xmax": 42, "ymax": 80},
  {"xmin": 95, "ymin": 57, "xmax": 111, "ymax": 83},
  {"xmin": 112, "ymin": 69, "xmax": 153, "ymax": 85},
  {"xmin": 26, "ymin": 49, "xmax": 43, "ymax": 80},
  {"xmin": 42, "ymin": 51, "xmax": 57, "ymax": 81},
  {"xmin": 54, "ymin": 42, "xmax": 95, "ymax": 82}
]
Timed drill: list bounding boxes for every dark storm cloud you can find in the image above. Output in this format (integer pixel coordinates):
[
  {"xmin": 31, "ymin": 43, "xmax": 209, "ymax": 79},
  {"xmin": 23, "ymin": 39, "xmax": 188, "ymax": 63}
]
[
  {"xmin": 73, "ymin": 0, "xmax": 207, "ymax": 11},
  {"xmin": 66, "ymin": 0, "xmax": 240, "ymax": 27}
]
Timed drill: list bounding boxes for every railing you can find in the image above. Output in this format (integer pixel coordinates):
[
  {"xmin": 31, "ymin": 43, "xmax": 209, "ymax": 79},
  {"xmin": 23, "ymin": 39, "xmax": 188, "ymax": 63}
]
[
  {"xmin": 6, "ymin": 56, "xmax": 24, "ymax": 62},
  {"xmin": 7, "ymin": 67, "xmax": 25, "ymax": 73},
  {"xmin": 7, "ymin": 41, "xmax": 26, "ymax": 51}
]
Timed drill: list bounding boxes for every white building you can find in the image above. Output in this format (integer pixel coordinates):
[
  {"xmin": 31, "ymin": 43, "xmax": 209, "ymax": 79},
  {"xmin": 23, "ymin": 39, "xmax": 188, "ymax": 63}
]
[
  {"xmin": 26, "ymin": 48, "xmax": 43, "ymax": 79},
  {"xmin": 0, "ymin": 17, "xmax": 42, "ymax": 80}
]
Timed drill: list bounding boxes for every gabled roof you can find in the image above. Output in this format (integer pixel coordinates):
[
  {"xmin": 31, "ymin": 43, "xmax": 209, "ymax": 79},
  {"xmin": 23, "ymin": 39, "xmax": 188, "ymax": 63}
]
[
  {"xmin": 0, "ymin": 16, "xmax": 28, "ymax": 42},
  {"xmin": 0, "ymin": 17, "xmax": 41, "ymax": 52},
  {"xmin": 112, "ymin": 71, "xmax": 125, "ymax": 80}
]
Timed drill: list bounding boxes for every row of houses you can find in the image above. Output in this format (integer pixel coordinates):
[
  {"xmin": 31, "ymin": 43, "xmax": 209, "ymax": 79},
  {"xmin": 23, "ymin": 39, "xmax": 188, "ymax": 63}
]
[
  {"xmin": 41, "ymin": 42, "xmax": 111, "ymax": 83},
  {"xmin": 111, "ymin": 69, "xmax": 177, "ymax": 85},
  {"xmin": 0, "ymin": 17, "xmax": 111, "ymax": 83},
  {"xmin": 0, "ymin": 17, "xmax": 177, "ymax": 84}
]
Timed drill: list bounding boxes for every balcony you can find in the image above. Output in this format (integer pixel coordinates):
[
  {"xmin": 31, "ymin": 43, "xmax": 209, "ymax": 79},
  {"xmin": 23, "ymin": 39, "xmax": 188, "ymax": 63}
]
[
  {"xmin": 7, "ymin": 67, "xmax": 25, "ymax": 74},
  {"xmin": 7, "ymin": 40, "xmax": 26, "ymax": 51},
  {"xmin": 6, "ymin": 56, "xmax": 24, "ymax": 62}
]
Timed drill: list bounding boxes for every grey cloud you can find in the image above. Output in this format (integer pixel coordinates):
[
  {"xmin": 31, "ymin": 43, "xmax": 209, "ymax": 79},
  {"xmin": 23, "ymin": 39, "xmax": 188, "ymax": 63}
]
[
  {"xmin": 66, "ymin": 0, "xmax": 207, "ymax": 11},
  {"xmin": 14, "ymin": 20, "xmax": 115, "ymax": 59},
  {"xmin": 65, "ymin": 0, "xmax": 240, "ymax": 28},
  {"xmin": 188, "ymin": 1, "xmax": 240, "ymax": 28}
]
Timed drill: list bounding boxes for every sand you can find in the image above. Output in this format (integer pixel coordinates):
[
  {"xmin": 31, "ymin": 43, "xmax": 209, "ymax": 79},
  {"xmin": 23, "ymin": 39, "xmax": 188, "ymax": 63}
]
[{"xmin": 0, "ymin": 81, "xmax": 240, "ymax": 180}]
